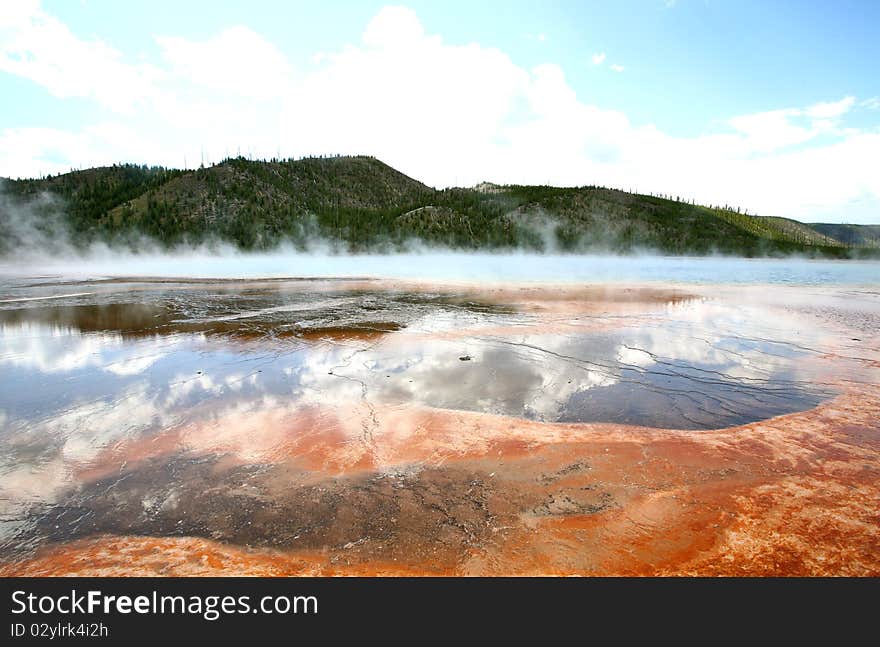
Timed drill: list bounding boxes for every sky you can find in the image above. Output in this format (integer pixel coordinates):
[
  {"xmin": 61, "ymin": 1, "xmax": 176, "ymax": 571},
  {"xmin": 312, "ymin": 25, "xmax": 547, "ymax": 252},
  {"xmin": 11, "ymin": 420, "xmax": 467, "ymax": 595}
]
[{"xmin": 1, "ymin": 0, "xmax": 878, "ymax": 223}]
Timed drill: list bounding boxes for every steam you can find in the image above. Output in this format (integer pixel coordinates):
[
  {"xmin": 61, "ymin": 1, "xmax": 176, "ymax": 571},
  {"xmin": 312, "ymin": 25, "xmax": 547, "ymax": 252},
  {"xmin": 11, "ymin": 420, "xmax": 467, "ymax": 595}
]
[
  {"xmin": 0, "ymin": 182, "xmax": 73, "ymax": 258},
  {"xmin": 1, "ymin": 179, "xmax": 878, "ymax": 287},
  {"xmin": 0, "ymin": 178, "xmax": 627, "ymax": 262},
  {"xmin": 1, "ymin": 245, "xmax": 878, "ymax": 287}
]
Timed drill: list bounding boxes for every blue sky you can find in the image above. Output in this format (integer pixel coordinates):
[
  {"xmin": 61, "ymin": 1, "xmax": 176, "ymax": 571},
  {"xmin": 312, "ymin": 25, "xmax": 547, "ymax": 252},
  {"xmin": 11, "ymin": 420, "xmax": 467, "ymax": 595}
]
[{"xmin": 2, "ymin": 0, "xmax": 879, "ymax": 222}]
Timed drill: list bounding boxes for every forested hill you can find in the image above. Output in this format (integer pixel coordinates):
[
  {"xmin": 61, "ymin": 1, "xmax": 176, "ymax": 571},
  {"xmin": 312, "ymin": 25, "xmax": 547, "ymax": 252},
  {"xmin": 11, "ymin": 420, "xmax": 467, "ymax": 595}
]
[
  {"xmin": 1, "ymin": 155, "xmax": 877, "ymax": 258},
  {"xmin": 808, "ymin": 223, "xmax": 880, "ymax": 249}
]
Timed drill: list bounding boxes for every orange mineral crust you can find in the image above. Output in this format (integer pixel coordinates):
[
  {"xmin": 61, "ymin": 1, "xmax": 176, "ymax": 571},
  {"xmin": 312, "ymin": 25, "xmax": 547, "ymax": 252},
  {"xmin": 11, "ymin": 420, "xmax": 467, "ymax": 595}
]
[
  {"xmin": 4, "ymin": 385, "xmax": 878, "ymax": 577},
  {"xmin": 1, "ymin": 279, "xmax": 878, "ymax": 576}
]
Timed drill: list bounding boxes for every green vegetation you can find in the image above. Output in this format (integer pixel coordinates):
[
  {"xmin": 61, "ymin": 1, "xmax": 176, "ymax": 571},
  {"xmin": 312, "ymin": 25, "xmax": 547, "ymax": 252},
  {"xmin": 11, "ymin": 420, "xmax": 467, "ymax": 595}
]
[
  {"xmin": 3, "ymin": 164, "xmax": 185, "ymax": 249},
  {"xmin": 1, "ymin": 156, "xmax": 878, "ymax": 258},
  {"xmin": 808, "ymin": 223, "xmax": 880, "ymax": 248}
]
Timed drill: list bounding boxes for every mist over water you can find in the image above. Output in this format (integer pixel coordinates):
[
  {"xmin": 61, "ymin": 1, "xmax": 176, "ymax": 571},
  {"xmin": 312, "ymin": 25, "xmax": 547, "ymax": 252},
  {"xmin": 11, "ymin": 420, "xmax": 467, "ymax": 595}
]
[
  {"xmin": 2, "ymin": 241, "xmax": 878, "ymax": 572},
  {"xmin": 2, "ymin": 177, "xmax": 878, "ymax": 287},
  {"xmin": 1, "ymin": 249, "xmax": 879, "ymax": 286}
]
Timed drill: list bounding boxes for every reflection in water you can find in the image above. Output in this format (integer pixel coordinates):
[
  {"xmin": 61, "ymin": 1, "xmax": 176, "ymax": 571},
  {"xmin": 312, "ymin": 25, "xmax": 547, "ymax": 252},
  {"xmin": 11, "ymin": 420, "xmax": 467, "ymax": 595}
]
[{"xmin": 0, "ymin": 278, "xmax": 863, "ymax": 561}]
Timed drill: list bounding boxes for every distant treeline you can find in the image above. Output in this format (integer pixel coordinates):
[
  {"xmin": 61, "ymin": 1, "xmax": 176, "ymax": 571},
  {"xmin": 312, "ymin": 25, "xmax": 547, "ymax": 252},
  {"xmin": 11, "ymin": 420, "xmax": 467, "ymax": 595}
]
[{"xmin": 1, "ymin": 156, "xmax": 878, "ymax": 259}]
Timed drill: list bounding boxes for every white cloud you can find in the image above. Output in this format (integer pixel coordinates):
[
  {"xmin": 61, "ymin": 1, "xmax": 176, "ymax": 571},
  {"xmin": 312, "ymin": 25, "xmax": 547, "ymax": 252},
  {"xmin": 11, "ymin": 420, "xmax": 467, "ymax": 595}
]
[
  {"xmin": 0, "ymin": 123, "xmax": 167, "ymax": 178},
  {"xmin": 727, "ymin": 97, "xmax": 856, "ymax": 154},
  {"xmin": 363, "ymin": 5, "xmax": 425, "ymax": 47},
  {"xmin": 0, "ymin": 1, "xmax": 159, "ymax": 113},
  {"xmin": 1, "ymin": 3, "xmax": 879, "ymax": 223},
  {"xmin": 805, "ymin": 96, "xmax": 855, "ymax": 119},
  {"xmin": 610, "ymin": 63, "xmax": 625, "ymax": 73},
  {"xmin": 728, "ymin": 108, "xmax": 814, "ymax": 152},
  {"xmin": 155, "ymin": 26, "xmax": 294, "ymax": 100}
]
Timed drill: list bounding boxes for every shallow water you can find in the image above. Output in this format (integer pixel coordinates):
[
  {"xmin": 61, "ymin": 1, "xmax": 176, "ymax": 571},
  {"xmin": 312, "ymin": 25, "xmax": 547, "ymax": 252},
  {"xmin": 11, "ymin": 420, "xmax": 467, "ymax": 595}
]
[
  {"xmin": 0, "ymin": 281, "xmax": 834, "ymax": 435},
  {"xmin": 2, "ymin": 252, "xmax": 879, "ymax": 285},
  {"xmin": 0, "ymin": 267, "xmax": 878, "ymax": 573}
]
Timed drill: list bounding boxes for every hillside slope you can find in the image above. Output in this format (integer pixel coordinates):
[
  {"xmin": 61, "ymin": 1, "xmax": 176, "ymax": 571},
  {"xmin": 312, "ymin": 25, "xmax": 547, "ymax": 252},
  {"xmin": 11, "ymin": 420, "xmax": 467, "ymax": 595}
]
[
  {"xmin": 1, "ymin": 156, "xmax": 877, "ymax": 258},
  {"xmin": 809, "ymin": 223, "xmax": 880, "ymax": 248},
  {"xmin": 103, "ymin": 156, "xmax": 433, "ymax": 248}
]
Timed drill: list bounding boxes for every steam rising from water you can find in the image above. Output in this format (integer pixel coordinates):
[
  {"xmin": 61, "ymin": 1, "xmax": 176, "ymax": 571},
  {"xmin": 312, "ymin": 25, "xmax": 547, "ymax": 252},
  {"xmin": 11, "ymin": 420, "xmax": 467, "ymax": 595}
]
[
  {"xmin": 2, "ymin": 181, "xmax": 878, "ymax": 286},
  {"xmin": 1, "ymin": 248, "xmax": 879, "ymax": 286}
]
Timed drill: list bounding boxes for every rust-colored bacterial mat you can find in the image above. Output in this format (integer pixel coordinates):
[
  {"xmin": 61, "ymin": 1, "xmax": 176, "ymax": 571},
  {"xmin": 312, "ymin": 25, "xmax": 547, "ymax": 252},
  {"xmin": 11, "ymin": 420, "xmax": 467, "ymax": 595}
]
[{"xmin": 1, "ymin": 278, "xmax": 878, "ymax": 575}]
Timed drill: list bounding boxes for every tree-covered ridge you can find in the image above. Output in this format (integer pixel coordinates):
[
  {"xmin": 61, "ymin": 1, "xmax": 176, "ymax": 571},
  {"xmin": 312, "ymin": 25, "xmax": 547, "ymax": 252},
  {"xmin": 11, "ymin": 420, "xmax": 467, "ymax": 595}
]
[
  {"xmin": 808, "ymin": 223, "xmax": 880, "ymax": 248},
  {"xmin": 1, "ymin": 156, "xmax": 877, "ymax": 258},
  {"xmin": 1, "ymin": 164, "xmax": 186, "ymax": 252}
]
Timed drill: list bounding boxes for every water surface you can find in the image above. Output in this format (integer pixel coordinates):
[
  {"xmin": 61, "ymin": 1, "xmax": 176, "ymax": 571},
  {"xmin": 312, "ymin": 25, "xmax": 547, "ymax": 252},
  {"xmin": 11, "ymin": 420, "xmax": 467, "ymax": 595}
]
[
  {"xmin": 2, "ymin": 252, "xmax": 878, "ymax": 286},
  {"xmin": 0, "ymin": 269, "xmax": 876, "ymax": 568}
]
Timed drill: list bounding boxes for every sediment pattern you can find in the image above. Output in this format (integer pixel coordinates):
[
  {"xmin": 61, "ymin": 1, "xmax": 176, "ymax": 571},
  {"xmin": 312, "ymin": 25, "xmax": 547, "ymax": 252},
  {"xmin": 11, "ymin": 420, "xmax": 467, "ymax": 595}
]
[{"xmin": 0, "ymin": 278, "xmax": 877, "ymax": 575}]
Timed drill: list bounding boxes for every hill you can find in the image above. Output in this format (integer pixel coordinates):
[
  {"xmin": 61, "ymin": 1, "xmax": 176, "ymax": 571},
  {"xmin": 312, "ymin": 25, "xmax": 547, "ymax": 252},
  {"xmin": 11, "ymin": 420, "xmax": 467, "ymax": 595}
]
[
  {"xmin": 808, "ymin": 223, "xmax": 880, "ymax": 248},
  {"xmin": 1, "ymin": 156, "xmax": 878, "ymax": 258}
]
